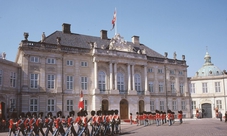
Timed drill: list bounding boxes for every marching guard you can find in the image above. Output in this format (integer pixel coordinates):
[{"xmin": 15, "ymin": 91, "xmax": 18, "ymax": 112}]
[
  {"xmin": 16, "ymin": 113, "xmax": 25, "ymax": 136},
  {"xmin": 36, "ymin": 112, "xmax": 45, "ymax": 136}
]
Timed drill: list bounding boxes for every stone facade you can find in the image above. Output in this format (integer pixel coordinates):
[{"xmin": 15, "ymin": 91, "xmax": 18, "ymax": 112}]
[{"xmin": 0, "ymin": 23, "xmax": 191, "ymax": 120}]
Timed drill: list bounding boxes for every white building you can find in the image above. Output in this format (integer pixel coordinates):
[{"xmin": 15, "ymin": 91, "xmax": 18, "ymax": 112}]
[
  {"xmin": 189, "ymin": 51, "xmax": 227, "ymax": 118},
  {"xmin": 0, "ymin": 23, "xmax": 191, "ymax": 119}
]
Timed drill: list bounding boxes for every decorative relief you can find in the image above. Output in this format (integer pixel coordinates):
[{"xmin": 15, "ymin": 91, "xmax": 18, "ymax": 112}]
[
  {"xmin": 30, "ymin": 65, "xmax": 40, "ymax": 71},
  {"xmin": 170, "ymin": 76, "xmax": 175, "ymax": 80}
]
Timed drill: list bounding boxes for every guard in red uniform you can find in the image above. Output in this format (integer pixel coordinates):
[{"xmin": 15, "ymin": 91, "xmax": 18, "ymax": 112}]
[
  {"xmin": 178, "ymin": 111, "xmax": 183, "ymax": 124},
  {"xmin": 64, "ymin": 111, "xmax": 76, "ymax": 136},
  {"xmin": 155, "ymin": 110, "xmax": 160, "ymax": 126},
  {"xmin": 16, "ymin": 113, "xmax": 25, "ymax": 136},
  {"xmin": 24, "ymin": 112, "xmax": 31, "ymax": 135},
  {"xmin": 167, "ymin": 110, "xmax": 172, "ymax": 126},
  {"xmin": 45, "ymin": 112, "xmax": 53, "ymax": 136},
  {"xmin": 36, "ymin": 112, "xmax": 44, "ymax": 136},
  {"xmin": 8, "ymin": 112, "xmax": 17, "ymax": 136},
  {"xmin": 136, "ymin": 112, "xmax": 139, "ymax": 126},
  {"xmin": 114, "ymin": 110, "xmax": 120, "ymax": 134},
  {"xmin": 28, "ymin": 112, "xmax": 37, "ymax": 136}
]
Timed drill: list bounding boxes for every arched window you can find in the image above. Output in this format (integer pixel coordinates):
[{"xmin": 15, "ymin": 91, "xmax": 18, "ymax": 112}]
[
  {"xmin": 135, "ymin": 73, "xmax": 141, "ymax": 91},
  {"xmin": 117, "ymin": 72, "xmax": 124, "ymax": 91},
  {"xmin": 98, "ymin": 71, "xmax": 106, "ymax": 91}
]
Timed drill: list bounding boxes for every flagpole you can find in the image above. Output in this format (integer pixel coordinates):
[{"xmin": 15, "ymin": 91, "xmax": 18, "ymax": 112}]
[{"xmin": 115, "ymin": 7, "xmax": 117, "ymax": 35}]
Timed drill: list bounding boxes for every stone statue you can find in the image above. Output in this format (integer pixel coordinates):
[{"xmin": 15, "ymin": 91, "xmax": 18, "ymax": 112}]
[
  {"xmin": 2, "ymin": 52, "xmax": 6, "ymax": 59},
  {"xmin": 174, "ymin": 52, "xmax": 177, "ymax": 60},
  {"xmin": 41, "ymin": 32, "xmax": 46, "ymax": 42},
  {"xmin": 24, "ymin": 32, "xmax": 29, "ymax": 41},
  {"xmin": 56, "ymin": 37, "xmax": 61, "ymax": 45},
  {"xmin": 182, "ymin": 55, "xmax": 185, "ymax": 61},
  {"xmin": 141, "ymin": 48, "xmax": 146, "ymax": 54},
  {"xmin": 164, "ymin": 52, "xmax": 168, "ymax": 58}
]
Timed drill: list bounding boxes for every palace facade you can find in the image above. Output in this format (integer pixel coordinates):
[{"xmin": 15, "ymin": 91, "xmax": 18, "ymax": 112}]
[{"xmin": 0, "ymin": 23, "xmax": 190, "ymax": 120}]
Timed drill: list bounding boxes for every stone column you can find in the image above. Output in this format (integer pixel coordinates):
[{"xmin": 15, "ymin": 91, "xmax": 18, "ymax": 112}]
[
  {"xmin": 94, "ymin": 61, "xmax": 98, "ymax": 89},
  {"xmin": 127, "ymin": 64, "xmax": 131, "ymax": 91},
  {"xmin": 144, "ymin": 65, "xmax": 148, "ymax": 94},
  {"xmin": 109, "ymin": 62, "xmax": 113, "ymax": 90},
  {"xmin": 114, "ymin": 63, "xmax": 117, "ymax": 90},
  {"xmin": 132, "ymin": 65, "xmax": 135, "ymax": 91}
]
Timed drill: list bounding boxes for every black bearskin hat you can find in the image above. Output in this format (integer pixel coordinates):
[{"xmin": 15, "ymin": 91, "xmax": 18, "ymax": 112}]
[
  {"xmin": 84, "ymin": 110, "xmax": 88, "ymax": 116},
  {"xmin": 38, "ymin": 112, "xmax": 43, "ymax": 117},
  {"xmin": 47, "ymin": 112, "xmax": 53, "ymax": 117},
  {"xmin": 26, "ymin": 112, "xmax": 31, "ymax": 118},
  {"xmin": 91, "ymin": 110, "xmax": 95, "ymax": 116},
  {"xmin": 114, "ymin": 109, "xmax": 119, "ymax": 115},
  {"xmin": 70, "ymin": 111, "xmax": 75, "ymax": 117},
  {"xmin": 32, "ymin": 112, "xmax": 37, "ymax": 117},
  {"xmin": 57, "ymin": 111, "xmax": 62, "ymax": 117},
  {"xmin": 19, "ymin": 113, "xmax": 25, "ymax": 118}
]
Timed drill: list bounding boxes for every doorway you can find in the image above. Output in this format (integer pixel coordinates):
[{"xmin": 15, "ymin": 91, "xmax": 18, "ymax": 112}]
[
  {"xmin": 201, "ymin": 103, "xmax": 212, "ymax": 118},
  {"xmin": 139, "ymin": 100, "xmax": 144, "ymax": 113},
  {"xmin": 102, "ymin": 100, "xmax": 109, "ymax": 111},
  {"xmin": 120, "ymin": 99, "xmax": 128, "ymax": 119}
]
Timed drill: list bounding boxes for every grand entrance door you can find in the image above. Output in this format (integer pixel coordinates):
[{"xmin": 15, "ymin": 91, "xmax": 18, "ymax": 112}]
[
  {"xmin": 102, "ymin": 100, "xmax": 109, "ymax": 111},
  {"xmin": 202, "ymin": 103, "xmax": 212, "ymax": 118},
  {"xmin": 139, "ymin": 100, "xmax": 144, "ymax": 113},
  {"xmin": 120, "ymin": 99, "xmax": 128, "ymax": 119}
]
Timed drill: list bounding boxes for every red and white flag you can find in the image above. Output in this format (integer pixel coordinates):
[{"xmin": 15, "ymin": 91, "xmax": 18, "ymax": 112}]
[
  {"xmin": 78, "ymin": 91, "xmax": 84, "ymax": 111},
  {"xmin": 111, "ymin": 9, "xmax": 116, "ymax": 30}
]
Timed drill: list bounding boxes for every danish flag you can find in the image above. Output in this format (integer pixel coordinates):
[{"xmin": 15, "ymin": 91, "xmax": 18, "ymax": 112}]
[
  {"xmin": 78, "ymin": 91, "xmax": 84, "ymax": 110},
  {"xmin": 111, "ymin": 9, "xmax": 116, "ymax": 30}
]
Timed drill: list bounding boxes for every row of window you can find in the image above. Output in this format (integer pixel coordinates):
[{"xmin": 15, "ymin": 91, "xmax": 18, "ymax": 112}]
[
  {"xmin": 30, "ymin": 56, "xmax": 88, "ymax": 66},
  {"xmin": 149, "ymin": 82, "xmax": 184, "ymax": 93},
  {"xmin": 190, "ymin": 82, "xmax": 221, "ymax": 93},
  {"xmin": 150, "ymin": 100, "xmax": 186, "ymax": 111},
  {"xmin": 9, "ymin": 98, "xmax": 88, "ymax": 112},
  {"xmin": 147, "ymin": 68, "xmax": 183, "ymax": 75},
  {"xmin": 191, "ymin": 100, "xmax": 222, "ymax": 110}
]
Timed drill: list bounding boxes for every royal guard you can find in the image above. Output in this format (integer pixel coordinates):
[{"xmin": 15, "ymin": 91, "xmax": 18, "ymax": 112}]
[
  {"xmin": 114, "ymin": 110, "xmax": 120, "ymax": 134},
  {"xmin": 16, "ymin": 113, "xmax": 25, "ymax": 136},
  {"xmin": 143, "ymin": 111, "xmax": 148, "ymax": 126},
  {"xmin": 53, "ymin": 111, "xmax": 65, "ymax": 136},
  {"xmin": 196, "ymin": 108, "xmax": 199, "ymax": 119},
  {"xmin": 136, "ymin": 112, "xmax": 139, "ymax": 126},
  {"xmin": 61, "ymin": 116, "xmax": 67, "ymax": 128},
  {"xmin": 109, "ymin": 110, "xmax": 115, "ymax": 135},
  {"xmin": 155, "ymin": 110, "xmax": 160, "ymax": 126},
  {"xmin": 36, "ymin": 112, "xmax": 44, "ymax": 136},
  {"xmin": 178, "ymin": 111, "xmax": 183, "ymax": 124},
  {"xmin": 159, "ymin": 111, "xmax": 163, "ymax": 125},
  {"xmin": 172, "ymin": 112, "xmax": 175, "ymax": 124},
  {"xmin": 167, "ymin": 110, "xmax": 172, "ymax": 126},
  {"xmin": 89, "ymin": 110, "xmax": 96, "ymax": 136},
  {"xmin": 163, "ymin": 112, "xmax": 167, "ymax": 123},
  {"xmin": 78, "ymin": 110, "xmax": 89, "ymax": 136},
  {"xmin": 104, "ymin": 110, "xmax": 111, "ymax": 135},
  {"xmin": 45, "ymin": 112, "xmax": 53, "ymax": 136},
  {"xmin": 130, "ymin": 113, "xmax": 133, "ymax": 125},
  {"xmin": 28, "ymin": 112, "xmax": 37, "ymax": 136},
  {"xmin": 215, "ymin": 108, "xmax": 219, "ymax": 118},
  {"xmin": 65, "ymin": 111, "xmax": 76, "ymax": 136},
  {"xmin": 24, "ymin": 112, "xmax": 31, "ymax": 135},
  {"xmin": 8, "ymin": 112, "xmax": 17, "ymax": 136},
  {"xmin": 94, "ymin": 110, "xmax": 102, "ymax": 136}
]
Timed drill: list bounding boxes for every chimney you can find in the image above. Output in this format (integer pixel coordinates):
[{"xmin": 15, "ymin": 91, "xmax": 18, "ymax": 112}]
[
  {"xmin": 62, "ymin": 23, "xmax": 71, "ymax": 33},
  {"xmin": 132, "ymin": 35, "xmax": 139, "ymax": 44},
  {"xmin": 100, "ymin": 30, "xmax": 107, "ymax": 39}
]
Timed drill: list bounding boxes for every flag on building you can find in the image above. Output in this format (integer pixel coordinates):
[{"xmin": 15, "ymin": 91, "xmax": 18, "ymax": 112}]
[
  {"xmin": 78, "ymin": 91, "xmax": 84, "ymax": 110},
  {"xmin": 111, "ymin": 9, "xmax": 116, "ymax": 30}
]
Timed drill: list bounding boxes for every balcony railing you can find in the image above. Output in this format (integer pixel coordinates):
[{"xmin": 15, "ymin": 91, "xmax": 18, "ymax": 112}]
[
  {"xmin": 100, "ymin": 89, "xmax": 109, "ymax": 94},
  {"xmin": 137, "ymin": 90, "xmax": 145, "ymax": 95},
  {"xmin": 119, "ymin": 90, "xmax": 128, "ymax": 94}
]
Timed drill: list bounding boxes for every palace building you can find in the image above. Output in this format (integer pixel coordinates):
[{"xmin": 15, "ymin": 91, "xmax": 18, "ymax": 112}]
[
  {"xmin": 189, "ymin": 51, "xmax": 227, "ymax": 118},
  {"xmin": 0, "ymin": 23, "xmax": 191, "ymax": 119}
]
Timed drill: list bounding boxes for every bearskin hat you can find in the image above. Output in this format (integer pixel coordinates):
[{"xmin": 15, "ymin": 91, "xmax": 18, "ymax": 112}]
[
  {"xmin": 19, "ymin": 112, "xmax": 25, "ymax": 118},
  {"xmin": 26, "ymin": 112, "xmax": 31, "ymax": 118},
  {"xmin": 84, "ymin": 110, "xmax": 88, "ymax": 116},
  {"xmin": 70, "ymin": 111, "xmax": 75, "ymax": 117},
  {"xmin": 47, "ymin": 112, "xmax": 53, "ymax": 117},
  {"xmin": 130, "ymin": 113, "xmax": 132, "ymax": 115},
  {"xmin": 32, "ymin": 112, "xmax": 37, "ymax": 117},
  {"xmin": 57, "ymin": 111, "xmax": 62, "ymax": 117},
  {"xmin": 111, "ymin": 110, "xmax": 114, "ymax": 115},
  {"xmin": 114, "ymin": 109, "xmax": 119, "ymax": 115},
  {"xmin": 91, "ymin": 110, "xmax": 95, "ymax": 116},
  {"xmin": 38, "ymin": 112, "xmax": 43, "ymax": 117},
  {"xmin": 136, "ymin": 112, "xmax": 139, "ymax": 115}
]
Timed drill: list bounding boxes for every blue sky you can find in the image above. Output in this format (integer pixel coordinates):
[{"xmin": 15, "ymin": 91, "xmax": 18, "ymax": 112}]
[{"xmin": 0, "ymin": 0, "xmax": 226, "ymax": 77}]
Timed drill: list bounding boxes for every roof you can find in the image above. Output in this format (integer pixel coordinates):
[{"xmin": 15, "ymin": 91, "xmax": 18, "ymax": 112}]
[{"xmin": 44, "ymin": 31, "xmax": 164, "ymax": 58}]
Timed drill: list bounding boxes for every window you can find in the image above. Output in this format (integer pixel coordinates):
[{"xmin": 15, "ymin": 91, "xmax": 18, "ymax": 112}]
[
  {"xmin": 191, "ymin": 101, "xmax": 196, "ymax": 109},
  {"xmin": 0, "ymin": 70, "xmax": 2, "ymax": 86},
  {"xmin": 10, "ymin": 72, "xmax": 16, "ymax": 88},
  {"xmin": 66, "ymin": 100, "xmax": 73, "ymax": 111},
  {"xmin": 150, "ymin": 101, "xmax": 155, "ymax": 111},
  {"xmin": 179, "ymin": 71, "xmax": 183, "ymax": 75},
  {"xmin": 30, "ymin": 56, "xmax": 39, "ymax": 63},
  {"xmin": 216, "ymin": 100, "xmax": 222, "ymax": 109},
  {"xmin": 47, "ymin": 75, "xmax": 55, "ymax": 89},
  {"xmin": 30, "ymin": 74, "xmax": 38, "ymax": 89},
  {"xmin": 215, "ymin": 82, "xmax": 221, "ymax": 92},
  {"xmin": 158, "ymin": 69, "xmax": 163, "ymax": 73},
  {"xmin": 10, "ymin": 99, "xmax": 16, "ymax": 111},
  {"xmin": 81, "ymin": 61, "xmax": 88, "ymax": 67},
  {"xmin": 159, "ymin": 82, "xmax": 164, "ymax": 92},
  {"xmin": 117, "ymin": 73, "xmax": 124, "ymax": 91},
  {"xmin": 181, "ymin": 101, "xmax": 186, "ymax": 110},
  {"xmin": 148, "ymin": 68, "xmax": 153, "ymax": 73},
  {"xmin": 180, "ymin": 83, "xmax": 184, "ymax": 94},
  {"xmin": 47, "ymin": 99, "xmax": 55, "ymax": 112},
  {"xmin": 149, "ymin": 82, "xmax": 154, "ymax": 93},
  {"xmin": 84, "ymin": 100, "xmax": 88, "ymax": 110},
  {"xmin": 160, "ymin": 101, "xmax": 164, "ymax": 111},
  {"xmin": 190, "ymin": 83, "xmax": 195, "ymax": 93},
  {"xmin": 30, "ymin": 99, "xmax": 38, "ymax": 112},
  {"xmin": 170, "ymin": 70, "xmax": 175, "ymax": 75},
  {"xmin": 171, "ymin": 82, "xmax": 175, "ymax": 93},
  {"xmin": 66, "ymin": 76, "xmax": 73, "ymax": 90},
  {"xmin": 135, "ymin": 74, "xmax": 141, "ymax": 91},
  {"xmin": 81, "ymin": 77, "xmax": 88, "ymax": 90},
  {"xmin": 67, "ymin": 60, "xmax": 73, "ymax": 66},
  {"xmin": 172, "ymin": 100, "xmax": 177, "ymax": 110},
  {"xmin": 202, "ymin": 83, "xmax": 208, "ymax": 93},
  {"xmin": 47, "ymin": 58, "xmax": 55, "ymax": 64},
  {"xmin": 98, "ymin": 71, "xmax": 106, "ymax": 91}
]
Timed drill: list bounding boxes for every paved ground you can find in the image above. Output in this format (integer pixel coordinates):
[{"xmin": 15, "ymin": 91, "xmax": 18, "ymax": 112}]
[{"xmin": 1, "ymin": 118, "xmax": 226, "ymax": 136}]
